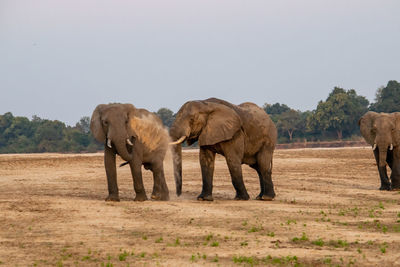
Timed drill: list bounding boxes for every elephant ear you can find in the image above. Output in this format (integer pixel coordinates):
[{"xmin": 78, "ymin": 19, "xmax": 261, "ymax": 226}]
[
  {"xmin": 90, "ymin": 104, "xmax": 107, "ymax": 143},
  {"xmin": 393, "ymin": 112, "xmax": 400, "ymax": 145},
  {"xmin": 358, "ymin": 111, "xmax": 378, "ymax": 145},
  {"xmin": 124, "ymin": 104, "xmax": 139, "ymax": 139},
  {"xmin": 199, "ymin": 103, "xmax": 242, "ymax": 146},
  {"xmin": 123, "ymin": 103, "xmax": 136, "ymax": 122}
]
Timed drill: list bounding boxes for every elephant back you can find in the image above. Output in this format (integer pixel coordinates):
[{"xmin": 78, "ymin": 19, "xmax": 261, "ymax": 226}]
[{"xmin": 239, "ymin": 102, "xmax": 277, "ymax": 147}]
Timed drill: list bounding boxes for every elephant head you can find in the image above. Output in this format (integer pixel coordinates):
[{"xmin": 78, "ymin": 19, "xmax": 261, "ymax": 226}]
[
  {"xmin": 169, "ymin": 100, "xmax": 242, "ymax": 195},
  {"xmin": 90, "ymin": 104, "xmax": 136, "ymax": 161},
  {"xmin": 359, "ymin": 111, "xmax": 400, "ymax": 167}
]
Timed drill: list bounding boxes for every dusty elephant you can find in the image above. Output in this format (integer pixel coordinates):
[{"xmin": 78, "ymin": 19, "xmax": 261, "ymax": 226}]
[
  {"xmin": 169, "ymin": 98, "xmax": 277, "ymax": 201},
  {"xmin": 359, "ymin": 111, "xmax": 400, "ymax": 190},
  {"xmin": 90, "ymin": 103, "xmax": 170, "ymax": 201}
]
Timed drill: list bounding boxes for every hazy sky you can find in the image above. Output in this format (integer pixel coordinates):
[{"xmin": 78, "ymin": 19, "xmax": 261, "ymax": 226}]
[{"xmin": 1, "ymin": 0, "xmax": 399, "ymax": 125}]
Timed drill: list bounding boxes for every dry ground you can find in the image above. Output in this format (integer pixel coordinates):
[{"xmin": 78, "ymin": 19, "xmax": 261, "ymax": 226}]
[{"xmin": 0, "ymin": 147, "xmax": 399, "ymax": 266}]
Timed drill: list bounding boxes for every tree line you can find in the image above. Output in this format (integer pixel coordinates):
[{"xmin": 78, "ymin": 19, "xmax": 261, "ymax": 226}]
[{"xmin": 0, "ymin": 80, "xmax": 399, "ymax": 153}]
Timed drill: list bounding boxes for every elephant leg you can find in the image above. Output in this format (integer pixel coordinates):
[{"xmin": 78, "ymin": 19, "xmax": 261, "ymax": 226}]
[
  {"xmin": 255, "ymin": 148, "xmax": 275, "ymax": 201},
  {"xmin": 150, "ymin": 162, "xmax": 170, "ymax": 201},
  {"xmin": 225, "ymin": 158, "xmax": 249, "ymax": 200},
  {"xmin": 197, "ymin": 147, "xmax": 215, "ymax": 201},
  {"xmin": 387, "ymin": 149, "xmax": 394, "ymax": 169},
  {"xmin": 390, "ymin": 148, "xmax": 400, "ymax": 190},
  {"xmin": 221, "ymin": 153, "xmax": 247, "ymax": 201},
  {"xmin": 221, "ymin": 140, "xmax": 249, "ymax": 200},
  {"xmin": 373, "ymin": 149, "xmax": 392, "ymax": 190},
  {"xmin": 104, "ymin": 145, "xmax": 120, "ymax": 201},
  {"xmin": 129, "ymin": 156, "xmax": 148, "ymax": 201}
]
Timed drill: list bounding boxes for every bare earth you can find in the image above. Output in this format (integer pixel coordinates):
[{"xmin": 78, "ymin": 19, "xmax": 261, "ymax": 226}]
[{"xmin": 0, "ymin": 147, "xmax": 399, "ymax": 266}]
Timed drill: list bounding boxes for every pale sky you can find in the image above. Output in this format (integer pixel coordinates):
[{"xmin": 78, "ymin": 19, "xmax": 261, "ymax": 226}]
[{"xmin": 1, "ymin": 0, "xmax": 399, "ymax": 125}]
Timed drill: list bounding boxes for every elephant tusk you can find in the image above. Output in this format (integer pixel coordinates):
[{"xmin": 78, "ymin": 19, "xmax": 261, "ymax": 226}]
[
  {"xmin": 107, "ymin": 139, "xmax": 112, "ymax": 148},
  {"xmin": 372, "ymin": 144, "xmax": 377, "ymax": 150},
  {"xmin": 169, "ymin": 136, "xmax": 186, "ymax": 145},
  {"xmin": 390, "ymin": 144, "xmax": 393, "ymax": 150},
  {"xmin": 127, "ymin": 139, "xmax": 133, "ymax": 146}
]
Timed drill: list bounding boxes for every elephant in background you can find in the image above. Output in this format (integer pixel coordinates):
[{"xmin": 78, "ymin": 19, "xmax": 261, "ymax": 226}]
[
  {"xmin": 169, "ymin": 98, "xmax": 277, "ymax": 201},
  {"xmin": 359, "ymin": 111, "xmax": 400, "ymax": 190},
  {"xmin": 90, "ymin": 103, "xmax": 170, "ymax": 201}
]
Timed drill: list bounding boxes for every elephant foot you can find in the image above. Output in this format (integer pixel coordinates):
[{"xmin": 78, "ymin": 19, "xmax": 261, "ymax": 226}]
[
  {"xmin": 151, "ymin": 192, "xmax": 170, "ymax": 201},
  {"xmin": 134, "ymin": 193, "xmax": 148, "ymax": 202},
  {"xmin": 197, "ymin": 194, "xmax": 214, "ymax": 201},
  {"xmin": 379, "ymin": 184, "xmax": 392, "ymax": 191},
  {"xmin": 256, "ymin": 194, "xmax": 274, "ymax": 201},
  {"xmin": 234, "ymin": 192, "xmax": 250, "ymax": 201},
  {"xmin": 105, "ymin": 194, "xmax": 120, "ymax": 202}
]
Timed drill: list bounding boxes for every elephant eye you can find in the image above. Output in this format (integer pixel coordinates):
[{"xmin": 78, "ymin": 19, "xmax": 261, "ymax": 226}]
[{"xmin": 102, "ymin": 120, "xmax": 108, "ymax": 126}]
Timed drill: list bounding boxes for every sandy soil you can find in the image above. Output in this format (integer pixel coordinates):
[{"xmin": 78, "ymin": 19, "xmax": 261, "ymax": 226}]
[{"xmin": 0, "ymin": 147, "xmax": 399, "ymax": 266}]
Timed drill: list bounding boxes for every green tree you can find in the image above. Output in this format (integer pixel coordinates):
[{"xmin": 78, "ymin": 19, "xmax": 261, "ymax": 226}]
[
  {"xmin": 34, "ymin": 120, "xmax": 66, "ymax": 152},
  {"xmin": 307, "ymin": 87, "xmax": 369, "ymax": 139},
  {"xmin": 263, "ymin": 103, "xmax": 291, "ymax": 124},
  {"xmin": 370, "ymin": 80, "xmax": 400, "ymax": 112},
  {"xmin": 276, "ymin": 110, "xmax": 303, "ymax": 141},
  {"xmin": 155, "ymin": 108, "xmax": 175, "ymax": 128},
  {"xmin": 3, "ymin": 116, "xmax": 34, "ymax": 141},
  {"xmin": 75, "ymin": 116, "xmax": 90, "ymax": 134}
]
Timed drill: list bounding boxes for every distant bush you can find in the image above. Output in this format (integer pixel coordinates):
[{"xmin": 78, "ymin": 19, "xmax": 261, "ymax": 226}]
[{"xmin": 0, "ymin": 113, "xmax": 102, "ymax": 153}]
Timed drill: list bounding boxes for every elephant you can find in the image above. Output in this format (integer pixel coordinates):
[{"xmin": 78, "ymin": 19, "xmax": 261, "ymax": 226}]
[
  {"xmin": 169, "ymin": 98, "xmax": 277, "ymax": 201},
  {"xmin": 359, "ymin": 111, "xmax": 400, "ymax": 190},
  {"xmin": 90, "ymin": 103, "xmax": 170, "ymax": 201}
]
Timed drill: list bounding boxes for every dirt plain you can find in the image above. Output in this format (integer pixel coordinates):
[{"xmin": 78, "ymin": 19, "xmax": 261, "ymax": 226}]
[{"xmin": 0, "ymin": 147, "xmax": 399, "ymax": 266}]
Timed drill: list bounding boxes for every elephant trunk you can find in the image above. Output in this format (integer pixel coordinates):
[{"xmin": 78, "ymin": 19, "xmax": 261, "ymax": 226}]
[
  {"xmin": 377, "ymin": 144, "xmax": 388, "ymax": 168},
  {"xmin": 172, "ymin": 143, "xmax": 183, "ymax": 196},
  {"xmin": 112, "ymin": 133, "xmax": 133, "ymax": 162}
]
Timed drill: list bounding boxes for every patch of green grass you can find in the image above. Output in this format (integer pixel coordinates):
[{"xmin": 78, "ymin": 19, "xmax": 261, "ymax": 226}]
[
  {"xmin": 167, "ymin": 238, "xmax": 181, "ymax": 247},
  {"xmin": 323, "ymin": 257, "xmax": 332, "ymax": 264},
  {"xmin": 155, "ymin": 237, "xmax": 163, "ymax": 243},
  {"xmin": 211, "ymin": 241, "xmax": 219, "ymax": 247},
  {"xmin": 292, "ymin": 232, "xmax": 308, "ymax": 242},
  {"xmin": 242, "ymin": 221, "xmax": 248, "ymax": 226},
  {"xmin": 380, "ymin": 242, "xmax": 388, "ymax": 254},
  {"xmin": 190, "ymin": 254, "xmax": 197, "ymax": 262},
  {"xmin": 328, "ymin": 239, "xmax": 348, "ymax": 248},
  {"xmin": 212, "ymin": 254, "xmax": 219, "ymax": 262},
  {"xmin": 240, "ymin": 241, "xmax": 248, "ymax": 247},
  {"xmin": 205, "ymin": 233, "xmax": 213, "ymax": 241},
  {"xmin": 142, "ymin": 235, "xmax": 148, "ymax": 240},
  {"xmin": 233, "ymin": 255, "xmax": 300, "ymax": 266},
  {"xmin": 264, "ymin": 255, "xmax": 299, "ymax": 265},
  {"xmin": 248, "ymin": 226, "xmax": 263, "ymax": 233},
  {"xmin": 81, "ymin": 255, "xmax": 91, "ymax": 261},
  {"xmin": 312, "ymin": 238, "xmax": 324, "ymax": 247},
  {"xmin": 118, "ymin": 251, "xmax": 128, "ymax": 261},
  {"xmin": 338, "ymin": 209, "xmax": 346, "ymax": 216},
  {"xmin": 286, "ymin": 219, "xmax": 297, "ymax": 225},
  {"xmin": 233, "ymin": 255, "xmax": 257, "ymax": 265},
  {"xmin": 267, "ymin": 232, "xmax": 275, "ymax": 237}
]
